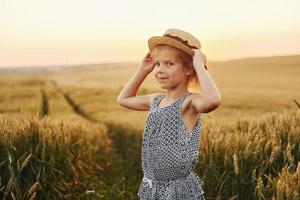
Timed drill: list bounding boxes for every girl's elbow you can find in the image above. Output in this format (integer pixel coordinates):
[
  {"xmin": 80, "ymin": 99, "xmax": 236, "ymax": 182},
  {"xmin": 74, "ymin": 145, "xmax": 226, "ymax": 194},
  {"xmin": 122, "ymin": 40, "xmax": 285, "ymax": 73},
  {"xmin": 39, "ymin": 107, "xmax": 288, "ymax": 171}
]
[
  {"xmin": 209, "ymin": 100, "xmax": 221, "ymax": 111},
  {"xmin": 210, "ymin": 94, "xmax": 222, "ymax": 107},
  {"xmin": 116, "ymin": 96, "xmax": 124, "ymax": 106}
]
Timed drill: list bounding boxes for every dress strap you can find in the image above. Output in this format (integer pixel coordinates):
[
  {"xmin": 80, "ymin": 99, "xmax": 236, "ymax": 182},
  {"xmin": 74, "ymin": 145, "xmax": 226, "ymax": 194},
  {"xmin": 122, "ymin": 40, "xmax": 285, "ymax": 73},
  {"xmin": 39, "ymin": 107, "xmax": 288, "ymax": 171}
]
[
  {"xmin": 150, "ymin": 94, "xmax": 165, "ymax": 110},
  {"xmin": 178, "ymin": 92, "xmax": 192, "ymax": 119}
]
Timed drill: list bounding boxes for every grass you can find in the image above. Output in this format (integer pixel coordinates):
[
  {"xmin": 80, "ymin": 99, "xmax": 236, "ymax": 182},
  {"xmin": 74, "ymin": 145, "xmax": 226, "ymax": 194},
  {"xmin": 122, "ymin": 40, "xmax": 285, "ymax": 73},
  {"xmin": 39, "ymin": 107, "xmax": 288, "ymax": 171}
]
[
  {"xmin": 0, "ymin": 54, "xmax": 299, "ymax": 199},
  {"xmin": 0, "ymin": 109, "xmax": 299, "ymax": 199}
]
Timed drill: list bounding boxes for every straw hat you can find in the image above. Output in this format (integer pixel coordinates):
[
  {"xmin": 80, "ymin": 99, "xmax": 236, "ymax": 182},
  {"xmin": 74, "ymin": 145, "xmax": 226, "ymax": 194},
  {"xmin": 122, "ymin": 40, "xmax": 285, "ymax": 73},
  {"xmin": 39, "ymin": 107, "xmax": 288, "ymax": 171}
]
[{"xmin": 148, "ymin": 28, "xmax": 207, "ymax": 69}]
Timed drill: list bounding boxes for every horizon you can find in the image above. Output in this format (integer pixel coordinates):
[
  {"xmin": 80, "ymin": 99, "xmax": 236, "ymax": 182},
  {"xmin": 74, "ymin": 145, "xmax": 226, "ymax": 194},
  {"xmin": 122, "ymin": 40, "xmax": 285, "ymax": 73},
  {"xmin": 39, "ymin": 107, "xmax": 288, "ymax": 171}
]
[
  {"xmin": 1, "ymin": 0, "xmax": 300, "ymax": 68},
  {"xmin": 1, "ymin": 52, "xmax": 299, "ymax": 69},
  {"xmin": 1, "ymin": 52, "xmax": 300, "ymax": 69}
]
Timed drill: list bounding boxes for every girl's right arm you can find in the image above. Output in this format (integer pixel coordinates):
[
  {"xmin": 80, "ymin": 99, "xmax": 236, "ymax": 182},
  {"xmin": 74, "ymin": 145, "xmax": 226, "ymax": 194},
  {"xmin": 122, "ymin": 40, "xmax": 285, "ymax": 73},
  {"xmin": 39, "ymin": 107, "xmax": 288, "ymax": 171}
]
[{"xmin": 116, "ymin": 52, "xmax": 161, "ymax": 111}]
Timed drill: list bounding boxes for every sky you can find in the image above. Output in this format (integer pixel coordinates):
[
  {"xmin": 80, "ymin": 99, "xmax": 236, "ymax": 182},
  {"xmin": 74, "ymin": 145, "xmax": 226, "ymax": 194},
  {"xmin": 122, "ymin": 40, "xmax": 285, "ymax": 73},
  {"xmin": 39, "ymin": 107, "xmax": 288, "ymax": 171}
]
[{"xmin": 0, "ymin": 0, "xmax": 300, "ymax": 67}]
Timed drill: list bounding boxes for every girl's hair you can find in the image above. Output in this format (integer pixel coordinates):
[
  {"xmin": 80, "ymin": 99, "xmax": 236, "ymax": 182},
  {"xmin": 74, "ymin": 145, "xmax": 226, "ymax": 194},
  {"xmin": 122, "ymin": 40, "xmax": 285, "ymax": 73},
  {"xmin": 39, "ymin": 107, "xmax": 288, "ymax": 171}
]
[{"xmin": 174, "ymin": 47, "xmax": 202, "ymax": 94}]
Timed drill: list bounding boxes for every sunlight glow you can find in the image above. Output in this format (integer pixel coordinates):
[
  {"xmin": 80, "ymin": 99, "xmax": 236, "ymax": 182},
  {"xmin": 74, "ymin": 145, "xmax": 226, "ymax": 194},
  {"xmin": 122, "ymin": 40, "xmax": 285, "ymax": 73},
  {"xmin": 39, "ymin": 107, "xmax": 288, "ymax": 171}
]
[{"xmin": 1, "ymin": 0, "xmax": 300, "ymax": 67}]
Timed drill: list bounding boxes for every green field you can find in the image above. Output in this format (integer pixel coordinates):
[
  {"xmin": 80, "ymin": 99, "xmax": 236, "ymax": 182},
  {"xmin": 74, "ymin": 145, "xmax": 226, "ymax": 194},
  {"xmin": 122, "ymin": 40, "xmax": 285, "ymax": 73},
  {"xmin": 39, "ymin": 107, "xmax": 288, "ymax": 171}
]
[{"xmin": 0, "ymin": 54, "xmax": 299, "ymax": 199}]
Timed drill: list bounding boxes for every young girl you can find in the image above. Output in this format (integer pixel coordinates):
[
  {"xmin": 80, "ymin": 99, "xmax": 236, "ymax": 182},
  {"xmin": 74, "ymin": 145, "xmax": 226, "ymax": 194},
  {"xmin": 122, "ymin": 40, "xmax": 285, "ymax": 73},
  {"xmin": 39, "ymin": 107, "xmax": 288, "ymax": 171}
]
[{"xmin": 117, "ymin": 28, "xmax": 221, "ymax": 200}]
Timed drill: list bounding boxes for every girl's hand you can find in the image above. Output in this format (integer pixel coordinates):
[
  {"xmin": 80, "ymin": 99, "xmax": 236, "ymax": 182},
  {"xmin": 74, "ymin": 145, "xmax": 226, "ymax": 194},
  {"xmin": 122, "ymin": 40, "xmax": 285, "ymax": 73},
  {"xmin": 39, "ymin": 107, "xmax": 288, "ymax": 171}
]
[
  {"xmin": 139, "ymin": 52, "xmax": 155, "ymax": 74},
  {"xmin": 192, "ymin": 49, "xmax": 208, "ymax": 70}
]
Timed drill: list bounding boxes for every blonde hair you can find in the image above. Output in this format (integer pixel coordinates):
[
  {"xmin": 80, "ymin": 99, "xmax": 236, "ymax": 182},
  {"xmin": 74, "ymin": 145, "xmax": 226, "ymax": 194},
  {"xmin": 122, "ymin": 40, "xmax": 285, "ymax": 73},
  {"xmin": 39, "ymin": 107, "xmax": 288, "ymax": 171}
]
[{"xmin": 174, "ymin": 48, "xmax": 201, "ymax": 94}]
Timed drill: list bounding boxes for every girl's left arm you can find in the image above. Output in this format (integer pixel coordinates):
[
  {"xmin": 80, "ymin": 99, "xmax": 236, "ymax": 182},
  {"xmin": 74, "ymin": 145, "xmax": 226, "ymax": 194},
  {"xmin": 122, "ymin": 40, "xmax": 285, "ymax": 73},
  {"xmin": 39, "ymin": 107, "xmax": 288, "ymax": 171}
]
[{"xmin": 190, "ymin": 49, "xmax": 222, "ymax": 113}]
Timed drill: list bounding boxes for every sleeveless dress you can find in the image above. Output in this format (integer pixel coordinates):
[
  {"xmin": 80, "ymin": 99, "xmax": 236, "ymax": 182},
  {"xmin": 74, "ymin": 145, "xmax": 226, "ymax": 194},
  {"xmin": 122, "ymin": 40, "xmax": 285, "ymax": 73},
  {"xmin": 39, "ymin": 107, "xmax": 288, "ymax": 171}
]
[{"xmin": 137, "ymin": 92, "xmax": 205, "ymax": 200}]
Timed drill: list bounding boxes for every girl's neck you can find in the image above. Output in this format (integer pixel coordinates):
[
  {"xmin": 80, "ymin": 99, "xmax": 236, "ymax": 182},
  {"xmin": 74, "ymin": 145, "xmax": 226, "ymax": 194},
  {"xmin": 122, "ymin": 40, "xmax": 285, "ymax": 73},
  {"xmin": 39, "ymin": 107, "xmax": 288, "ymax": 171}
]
[{"xmin": 164, "ymin": 89, "xmax": 189, "ymax": 100}]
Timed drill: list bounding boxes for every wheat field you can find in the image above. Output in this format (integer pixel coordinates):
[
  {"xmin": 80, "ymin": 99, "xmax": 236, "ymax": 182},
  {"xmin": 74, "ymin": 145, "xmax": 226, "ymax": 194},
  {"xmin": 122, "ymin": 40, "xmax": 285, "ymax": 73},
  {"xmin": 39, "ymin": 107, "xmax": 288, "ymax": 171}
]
[{"xmin": 0, "ymin": 55, "xmax": 299, "ymax": 199}]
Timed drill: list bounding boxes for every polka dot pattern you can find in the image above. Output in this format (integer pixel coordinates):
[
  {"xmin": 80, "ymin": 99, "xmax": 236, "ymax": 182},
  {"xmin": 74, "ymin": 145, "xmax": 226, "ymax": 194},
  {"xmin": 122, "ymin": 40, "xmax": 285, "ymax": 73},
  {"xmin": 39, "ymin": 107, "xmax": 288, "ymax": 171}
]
[{"xmin": 138, "ymin": 92, "xmax": 205, "ymax": 199}]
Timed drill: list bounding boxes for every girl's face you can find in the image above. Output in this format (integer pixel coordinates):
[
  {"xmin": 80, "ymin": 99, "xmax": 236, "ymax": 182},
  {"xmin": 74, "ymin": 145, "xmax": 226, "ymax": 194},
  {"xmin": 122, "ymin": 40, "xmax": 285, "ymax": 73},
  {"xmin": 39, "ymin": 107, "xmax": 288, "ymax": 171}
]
[{"xmin": 151, "ymin": 45, "xmax": 190, "ymax": 89}]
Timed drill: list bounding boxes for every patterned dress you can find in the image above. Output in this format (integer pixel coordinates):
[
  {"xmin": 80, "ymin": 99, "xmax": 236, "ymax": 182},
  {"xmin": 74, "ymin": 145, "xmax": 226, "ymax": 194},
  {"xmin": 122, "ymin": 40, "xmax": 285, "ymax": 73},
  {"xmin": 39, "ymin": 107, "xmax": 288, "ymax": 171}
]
[{"xmin": 137, "ymin": 92, "xmax": 205, "ymax": 200}]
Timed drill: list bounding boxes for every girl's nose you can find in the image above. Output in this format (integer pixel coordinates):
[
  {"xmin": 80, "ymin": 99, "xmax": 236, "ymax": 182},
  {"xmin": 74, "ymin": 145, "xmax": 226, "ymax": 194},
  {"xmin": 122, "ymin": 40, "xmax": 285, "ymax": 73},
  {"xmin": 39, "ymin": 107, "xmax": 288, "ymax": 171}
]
[
  {"xmin": 156, "ymin": 64, "xmax": 167, "ymax": 72},
  {"xmin": 154, "ymin": 67, "xmax": 163, "ymax": 74}
]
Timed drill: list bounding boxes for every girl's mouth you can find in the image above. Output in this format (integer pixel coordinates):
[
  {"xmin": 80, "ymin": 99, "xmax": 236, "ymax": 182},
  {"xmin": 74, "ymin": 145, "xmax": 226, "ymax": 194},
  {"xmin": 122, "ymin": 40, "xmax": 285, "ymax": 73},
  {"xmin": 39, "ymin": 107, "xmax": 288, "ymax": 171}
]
[{"xmin": 158, "ymin": 78, "xmax": 168, "ymax": 81}]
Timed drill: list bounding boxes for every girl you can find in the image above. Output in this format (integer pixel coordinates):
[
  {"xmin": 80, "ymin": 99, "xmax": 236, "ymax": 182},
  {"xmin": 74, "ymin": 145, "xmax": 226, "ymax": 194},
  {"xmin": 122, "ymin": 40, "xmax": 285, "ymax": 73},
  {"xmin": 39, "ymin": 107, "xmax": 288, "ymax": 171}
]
[{"xmin": 117, "ymin": 28, "xmax": 221, "ymax": 200}]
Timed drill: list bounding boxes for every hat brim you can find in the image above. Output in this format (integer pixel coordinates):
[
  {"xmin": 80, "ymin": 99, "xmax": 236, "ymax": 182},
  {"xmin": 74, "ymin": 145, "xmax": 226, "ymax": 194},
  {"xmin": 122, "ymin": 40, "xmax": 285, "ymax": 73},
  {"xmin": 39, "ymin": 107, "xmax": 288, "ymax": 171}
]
[
  {"xmin": 148, "ymin": 36, "xmax": 195, "ymax": 57},
  {"xmin": 148, "ymin": 36, "xmax": 208, "ymax": 70}
]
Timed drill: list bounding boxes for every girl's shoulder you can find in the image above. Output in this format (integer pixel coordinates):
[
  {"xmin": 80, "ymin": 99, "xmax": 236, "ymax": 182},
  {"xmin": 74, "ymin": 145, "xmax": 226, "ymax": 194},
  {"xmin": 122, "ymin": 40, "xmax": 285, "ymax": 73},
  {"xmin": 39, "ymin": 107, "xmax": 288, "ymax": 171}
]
[{"xmin": 146, "ymin": 92, "xmax": 164, "ymax": 109}]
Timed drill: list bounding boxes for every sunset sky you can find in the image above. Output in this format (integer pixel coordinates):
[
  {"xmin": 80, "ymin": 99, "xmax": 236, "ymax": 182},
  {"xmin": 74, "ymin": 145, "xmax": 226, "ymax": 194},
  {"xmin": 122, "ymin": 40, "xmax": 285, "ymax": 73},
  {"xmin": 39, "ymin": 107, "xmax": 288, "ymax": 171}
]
[{"xmin": 0, "ymin": 0, "xmax": 300, "ymax": 68}]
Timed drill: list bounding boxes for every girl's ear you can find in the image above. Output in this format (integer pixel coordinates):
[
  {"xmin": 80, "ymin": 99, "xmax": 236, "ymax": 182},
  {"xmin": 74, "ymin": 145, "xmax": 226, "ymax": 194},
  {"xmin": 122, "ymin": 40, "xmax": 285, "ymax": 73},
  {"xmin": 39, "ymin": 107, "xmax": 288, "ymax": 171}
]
[
  {"xmin": 185, "ymin": 65, "xmax": 193, "ymax": 76},
  {"xmin": 185, "ymin": 71, "xmax": 193, "ymax": 76}
]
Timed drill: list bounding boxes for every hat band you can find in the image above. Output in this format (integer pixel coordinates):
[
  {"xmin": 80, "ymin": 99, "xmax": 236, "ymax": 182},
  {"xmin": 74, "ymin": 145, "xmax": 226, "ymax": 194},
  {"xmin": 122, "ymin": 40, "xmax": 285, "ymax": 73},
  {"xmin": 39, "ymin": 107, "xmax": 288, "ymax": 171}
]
[{"xmin": 163, "ymin": 34, "xmax": 198, "ymax": 49}]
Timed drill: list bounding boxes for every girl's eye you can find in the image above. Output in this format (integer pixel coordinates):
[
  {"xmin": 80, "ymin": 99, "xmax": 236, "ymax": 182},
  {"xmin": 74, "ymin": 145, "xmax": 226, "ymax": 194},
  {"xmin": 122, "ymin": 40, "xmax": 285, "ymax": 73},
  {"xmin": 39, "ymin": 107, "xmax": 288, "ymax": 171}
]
[{"xmin": 153, "ymin": 62, "xmax": 172, "ymax": 67}]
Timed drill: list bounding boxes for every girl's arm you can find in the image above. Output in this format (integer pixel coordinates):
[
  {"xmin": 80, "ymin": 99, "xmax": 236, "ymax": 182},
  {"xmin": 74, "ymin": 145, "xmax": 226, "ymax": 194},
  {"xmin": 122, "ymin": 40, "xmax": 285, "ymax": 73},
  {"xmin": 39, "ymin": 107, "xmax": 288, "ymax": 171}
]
[
  {"xmin": 116, "ymin": 52, "xmax": 160, "ymax": 111},
  {"xmin": 190, "ymin": 49, "xmax": 222, "ymax": 113}
]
